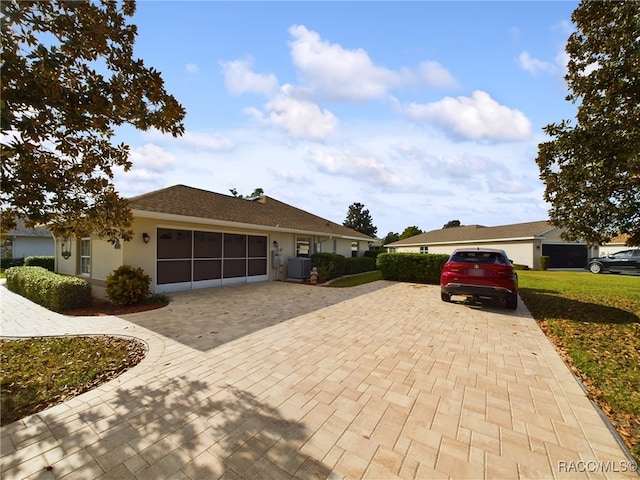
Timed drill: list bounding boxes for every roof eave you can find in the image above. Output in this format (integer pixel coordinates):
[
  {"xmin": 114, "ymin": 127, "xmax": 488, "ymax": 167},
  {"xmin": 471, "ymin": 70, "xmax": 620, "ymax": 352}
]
[
  {"xmin": 390, "ymin": 236, "xmax": 544, "ymax": 247},
  {"xmin": 131, "ymin": 209, "xmax": 370, "ymax": 241}
]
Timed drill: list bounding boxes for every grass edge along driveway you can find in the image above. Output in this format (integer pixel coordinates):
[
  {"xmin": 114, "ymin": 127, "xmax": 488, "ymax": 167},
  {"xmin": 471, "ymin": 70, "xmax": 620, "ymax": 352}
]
[{"xmin": 517, "ymin": 270, "xmax": 639, "ymax": 462}]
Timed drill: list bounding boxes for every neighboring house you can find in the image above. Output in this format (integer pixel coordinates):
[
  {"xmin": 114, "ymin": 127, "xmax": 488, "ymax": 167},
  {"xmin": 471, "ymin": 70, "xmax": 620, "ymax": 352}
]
[
  {"xmin": 55, "ymin": 185, "xmax": 373, "ymax": 296},
  {"xmin": 385, "ymin": 220, "xmax": 594, "ymax": 270},
  {"xmin": 598, "ymin": 235, "xmax": 631, "ymax": 256},
  {"xmin": 1, "ymin": 219, "xmax": 54, "ymax": 260}
]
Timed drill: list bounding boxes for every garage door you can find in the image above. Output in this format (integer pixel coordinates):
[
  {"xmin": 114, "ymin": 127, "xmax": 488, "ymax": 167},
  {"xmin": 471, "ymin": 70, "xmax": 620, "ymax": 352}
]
[
  {"xmin": 156, "ymin": 228, "xmax": 268, "ymax": 292},
  {"xmin": 541, "ymin": 244, "xmax": 587, "ymax": 268}
]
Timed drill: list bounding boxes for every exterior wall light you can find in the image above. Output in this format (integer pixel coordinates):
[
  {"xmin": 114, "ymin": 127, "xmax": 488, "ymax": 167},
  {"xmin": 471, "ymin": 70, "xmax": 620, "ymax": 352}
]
[
  {"xmin": 142, "ymin": 232, "xmax": 151, "ymax": 244},
  {"xmin": 61, "ymin": 237, "xmax": 71, "ymax": 259}
]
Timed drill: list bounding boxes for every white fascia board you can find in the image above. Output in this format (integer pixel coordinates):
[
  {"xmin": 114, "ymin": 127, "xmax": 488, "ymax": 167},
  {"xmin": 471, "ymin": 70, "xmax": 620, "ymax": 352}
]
[
  {"xmin": 132, "ymin": 210, "xmax": 366, "ymax": 241},
  {"xmin": 414, "ymin": 236, "xmax": 539, "ymax": 247},
  {"xmin": 537, "ymin": 227, "xmax": 558, "ymax": 236}
]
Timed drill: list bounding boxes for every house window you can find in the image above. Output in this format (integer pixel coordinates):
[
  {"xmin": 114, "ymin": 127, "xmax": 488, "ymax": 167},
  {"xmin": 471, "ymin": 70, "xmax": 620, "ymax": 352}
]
[
  {"xmin": 80, "ymin": 238, "xmax": 90, "ymax": 275},
  {"xmin": 296, "ymin": 237, "xmax": 311, "ymax": 257},
  {"xmin": 420, "ymin": 246, "xmax": 429, "ymax": 254}
]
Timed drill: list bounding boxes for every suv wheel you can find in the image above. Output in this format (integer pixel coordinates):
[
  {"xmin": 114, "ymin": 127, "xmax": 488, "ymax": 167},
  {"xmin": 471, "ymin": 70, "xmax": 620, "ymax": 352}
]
[
  {"xmin": 589, "ymin": 262, "xmax": 603, "ymax": 274},
  {"xmin": 506, "ymin": 294, "xmax": 518, "ymax": 310},
  {"xmin": 441, "ymin": 292, "xmax": 451, "ymax": 302}
]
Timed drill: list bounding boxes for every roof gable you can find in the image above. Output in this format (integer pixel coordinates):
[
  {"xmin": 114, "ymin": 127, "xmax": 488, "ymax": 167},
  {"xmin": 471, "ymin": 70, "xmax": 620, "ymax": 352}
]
[
  {"xmin": 128, "ymin": 185, "xmax": 372, "ymax": 240},
  {"xmin": 4, "ymin": 219, "xmax": 53, "ymax": 238},
  {"xmin": 387, "ymin": 220, "xmax": 555, "ymax": 246}
]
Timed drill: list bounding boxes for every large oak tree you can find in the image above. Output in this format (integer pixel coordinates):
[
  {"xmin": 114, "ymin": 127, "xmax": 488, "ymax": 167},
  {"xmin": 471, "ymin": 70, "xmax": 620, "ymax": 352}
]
[
  {"xmin": 536, "ymin": 0, "xmax": 639, "ymax": 246},
  {"xmin": 1, "ymin": 0, "xmax": 185, "ymax": 243}
]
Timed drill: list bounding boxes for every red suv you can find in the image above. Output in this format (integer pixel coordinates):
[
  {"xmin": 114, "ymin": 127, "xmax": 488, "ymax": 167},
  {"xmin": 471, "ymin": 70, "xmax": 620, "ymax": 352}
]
[{"xmin": 440, "ymin": 248, "xmax": 518, "ymax": 309}]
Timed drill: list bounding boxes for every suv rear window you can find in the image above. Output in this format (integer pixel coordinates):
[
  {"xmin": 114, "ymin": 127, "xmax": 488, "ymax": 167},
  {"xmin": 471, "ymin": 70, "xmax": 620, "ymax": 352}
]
[{"xmin": 450, "ymin": 251, "xmax": 508, "ymax": 265}]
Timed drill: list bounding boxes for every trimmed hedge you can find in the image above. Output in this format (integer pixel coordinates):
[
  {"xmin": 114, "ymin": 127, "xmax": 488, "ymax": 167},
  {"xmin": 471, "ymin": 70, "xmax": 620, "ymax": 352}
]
[
  {"xmin": 376, "ymin": 253, "xmax": 450, "ymax": 285},
  {"xmin": 1, "ymin": 257, "xmax": 25, "ymax": 269},
  {"xmin": 5, "ymin": 266, "xmax": 91, "ymax": 312},
  {"xmin": 24, "ymin": 256, "xmax": 55, "ymax": 271},
  {"xmin": 540, "ymin": 256, "xmax": 550, "ymax": 271},
  {"xmin": 363, "ymin": 250, "xmax": 384, "ymax": 260},
  {"xmin": 310, "ymin": 253, "xmax": 346, "ymax": 283},
  {"xmin": 344, "ymin": 256, "xmax": 376, "ymax": 275}
]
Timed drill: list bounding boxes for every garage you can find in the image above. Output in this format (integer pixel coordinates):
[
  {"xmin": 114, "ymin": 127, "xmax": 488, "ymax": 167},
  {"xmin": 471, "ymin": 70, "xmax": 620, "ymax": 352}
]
[
  {"xmin": 541, "ymin": 244, "xmax": 588, "ymax": 268},
  {"xmin": 156, "ymin": 228, "xmax": 268, "ymax": 292}
]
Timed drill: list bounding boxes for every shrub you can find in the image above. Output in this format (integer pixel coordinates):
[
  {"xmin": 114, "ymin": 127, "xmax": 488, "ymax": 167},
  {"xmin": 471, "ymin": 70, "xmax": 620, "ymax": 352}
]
[
  {"xmin": 310, "ymin": 253, "xmax": 347, "ymax": 283},
  {"xmin": 540, "ymin": 256, "xmax": 550, "ymax": 271},
  {"xmin": 24, "ymin": 256, "xmax": 55, "ymax": 271},
  {"xmin": 1, "ymin": 257, "xmax": 24, "ymax": 269},
  {"xmin": 363, "ymin": 250, "xmax": 384, "ymax": 260},
  {"xmin": 376, "ymin": 253, "xmax": 449, "ymax": 285},
  {"xmin": 344, "ymin": 256, "xmax": 376, "ymax": 275},
  {"xmin": 106, "ymin": 265, "xmax": 151, "ymax": 306},
  {"xmin": 513, "ymin": 263, "xmax": 530, "ymax": 270},
  {"xmin": 5, "ymin": 266, "xmax": 91, "ymax": 312}
]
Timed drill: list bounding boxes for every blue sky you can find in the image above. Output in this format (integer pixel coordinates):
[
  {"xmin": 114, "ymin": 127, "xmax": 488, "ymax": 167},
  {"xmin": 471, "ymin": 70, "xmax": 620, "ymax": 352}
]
[{"xmin": 113, "ymin": 1, "xmax": 579, "ymax": 237}]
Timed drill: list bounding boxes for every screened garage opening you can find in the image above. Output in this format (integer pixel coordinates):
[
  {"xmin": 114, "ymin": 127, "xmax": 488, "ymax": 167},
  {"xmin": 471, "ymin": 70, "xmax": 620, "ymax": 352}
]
[
  {"xmin": 156, "ymin": 228, "xmax": 268, "ymax": 292},
  {"xmin": 541, "ymin": 244, "xmax": 588, "ymax": 269}
]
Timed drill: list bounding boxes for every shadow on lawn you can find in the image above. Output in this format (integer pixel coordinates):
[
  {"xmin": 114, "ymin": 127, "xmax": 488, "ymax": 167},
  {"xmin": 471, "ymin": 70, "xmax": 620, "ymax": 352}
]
[
  {"xmin": 519, "ymin": 289, "xmax": 640, "ymax": 325},
  {"xmin": 3, "ymin": 375, "xmax": 331, "ymax": 479}
]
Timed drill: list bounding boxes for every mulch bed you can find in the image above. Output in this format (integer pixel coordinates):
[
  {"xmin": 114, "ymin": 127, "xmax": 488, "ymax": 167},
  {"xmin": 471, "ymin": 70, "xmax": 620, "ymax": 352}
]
[{"xmin": 62, "ymin": 299, "xmax": 168, "ymax": 316}]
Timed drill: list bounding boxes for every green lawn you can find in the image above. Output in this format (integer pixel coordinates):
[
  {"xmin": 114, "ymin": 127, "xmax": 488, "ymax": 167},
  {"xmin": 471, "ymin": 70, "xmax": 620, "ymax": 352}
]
[
  {"xmin": 327, "ymin": 270, "xmax": 383, "ymax": 287},
  {"xmin": 517, "ymin": 270, "xmax": 639, "ymax": 460},
  {"xmin": 0, "ymin": 336, "xmax": 146, "ymax": 425}
]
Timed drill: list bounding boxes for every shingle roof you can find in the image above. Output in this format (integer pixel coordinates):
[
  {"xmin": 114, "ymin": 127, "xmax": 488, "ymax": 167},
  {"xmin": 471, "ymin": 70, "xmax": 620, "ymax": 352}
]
[
  {"xmin": 128, "ymin": 185, "xmax": 372, "ymax": 240},
  {"xmin": 5, "ymin": 219, "xmax": 53, "ymax": 238},
  {"xmin": 387, "ymin": 220, "xmax": 554, "ymax": 246}
]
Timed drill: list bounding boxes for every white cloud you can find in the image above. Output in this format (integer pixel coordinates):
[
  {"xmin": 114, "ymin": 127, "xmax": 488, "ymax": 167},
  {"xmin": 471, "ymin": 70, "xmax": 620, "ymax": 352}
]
[
  {"xmin": 186, "ymin": 63, "xmax": 199, "ymax": 74},
  {"xmin": 518, "ymin": 51, "xmax": 556, "ymax": 76},
  {"xmin": 262, "ymin": 85, "xmax": 339, "ymax": 140},
  {"xmin": 220, "ymin": 57, "xmax": 279, "ymax": 96},
  {"xmin": 115, "ymin": 144, "xmax": 177, "ymax": 197},
  {"xmin": 418, "ymin": 61, "xmax": 459, "ymax": 89},
  {"xmin": 143, "ymin": 129, "xmax": 235, "ymax": 152},
  {"xmin": 129, "ymin": 143, "xmax": 176, "ymax": 172},
  {"xmin": 308, "ymin": 149, "xmax": 413, "ymax": 189},
  {"xmin": 488, "ymin": 174, "xmax": 533, "ymax": 194},
  {"xmin": 518, "ymin": 47, "xmax": 572, "ymax": 79},
  {"xmin": 179, "ymin": 131, "xmax": 235, "ymax": 151},
  {"xmin": 288, "ymin": 24, "xmax": 402, "ymax": 101},
  {"xmin": 400, "ymin": 90, "xmax": 532, "ymax": 142},
  {"xmin": 423, "ymin": 153, "xmax": 498, "ymax": 179}
]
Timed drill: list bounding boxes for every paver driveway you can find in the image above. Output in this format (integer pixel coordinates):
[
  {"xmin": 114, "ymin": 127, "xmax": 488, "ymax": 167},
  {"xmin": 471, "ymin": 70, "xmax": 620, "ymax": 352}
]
[{"xmin": 1, "ymin": 280, "xmax": 637, "ymax": 479}]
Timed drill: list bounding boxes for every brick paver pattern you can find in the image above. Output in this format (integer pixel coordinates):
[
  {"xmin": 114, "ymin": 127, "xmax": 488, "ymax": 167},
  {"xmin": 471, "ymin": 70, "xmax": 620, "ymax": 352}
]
[{"xmin": 1, "ymin": 280, "xmax": 636, "ymax": 479}]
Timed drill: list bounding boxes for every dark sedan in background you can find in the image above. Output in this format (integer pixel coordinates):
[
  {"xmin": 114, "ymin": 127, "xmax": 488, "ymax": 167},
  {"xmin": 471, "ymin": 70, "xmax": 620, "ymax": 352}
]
[{"xmin": 586, "ymin": 249, "xmax": 640, "ymax": 274}]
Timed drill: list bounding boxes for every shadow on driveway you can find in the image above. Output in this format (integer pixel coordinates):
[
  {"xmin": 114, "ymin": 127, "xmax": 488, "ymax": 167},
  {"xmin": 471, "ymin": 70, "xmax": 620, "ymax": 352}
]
[{"xmin": 121, "ymin": 280, "xmax": 397, "ymax": 352}]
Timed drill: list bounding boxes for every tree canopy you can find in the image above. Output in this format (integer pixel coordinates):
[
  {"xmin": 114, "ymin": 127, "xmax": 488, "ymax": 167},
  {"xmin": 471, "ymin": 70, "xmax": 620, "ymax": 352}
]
[
  {"xmin": 343, "ymin": 202, "xmax": 377, "ymax": 237},
  {"xmin": 229, "ymin": 187, "xmax": 264, "ymax": 198},
  {"xmin": 443, "ymin": 220, "xmax": 462, "ymax": 229},
  {"xmin": 382, "ymin": 232, "xmax": 400, "ymax": 245},
  {"xmin": 399, "ymin": 226, "xmax": 422, "ymax": 240},
  {"xmin": 1, "ymin": 0, "xmax": 186, "ymax": 243},
  {"xmin": 535, "ymin": 0, "xmax": 639, "ymax": 246}
]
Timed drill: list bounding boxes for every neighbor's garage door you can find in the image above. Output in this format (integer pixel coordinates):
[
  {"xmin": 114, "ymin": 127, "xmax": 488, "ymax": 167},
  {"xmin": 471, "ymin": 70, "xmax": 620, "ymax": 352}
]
[
  {"xmin": 156, "ymin": 228, "xmax": 268, "ymax": 292},
  {"xmin": 541, "ymin": 244, "xmax": 588, "ymax": 268}
]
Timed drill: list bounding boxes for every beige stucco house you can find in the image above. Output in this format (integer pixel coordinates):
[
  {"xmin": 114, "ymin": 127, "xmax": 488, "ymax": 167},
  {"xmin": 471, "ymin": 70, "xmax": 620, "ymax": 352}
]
[
  {"xmin": 55, "ymin": 185, "xmax": 373, "ymax": 296},
  {"xmin": 385, "ymin": 220, "xmax": 595, "ymax": 270}
]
